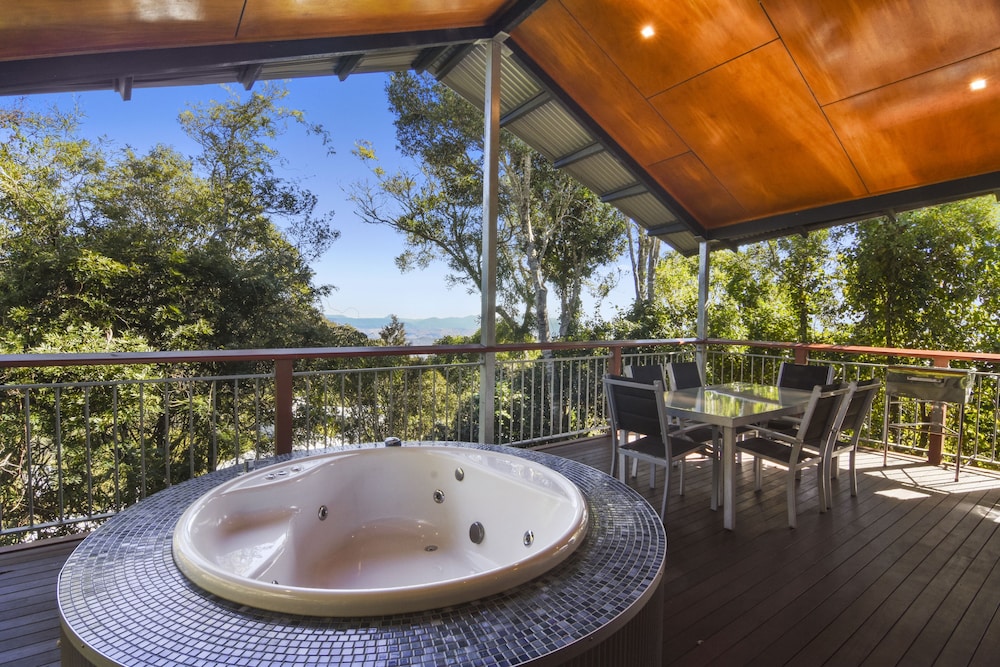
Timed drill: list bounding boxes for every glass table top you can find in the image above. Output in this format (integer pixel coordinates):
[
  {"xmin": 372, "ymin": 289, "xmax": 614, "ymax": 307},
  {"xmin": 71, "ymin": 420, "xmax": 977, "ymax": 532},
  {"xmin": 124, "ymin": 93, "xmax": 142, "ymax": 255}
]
[{"xmin": 661, "ymin": 382, "xmax": 814, "ymax": 423}]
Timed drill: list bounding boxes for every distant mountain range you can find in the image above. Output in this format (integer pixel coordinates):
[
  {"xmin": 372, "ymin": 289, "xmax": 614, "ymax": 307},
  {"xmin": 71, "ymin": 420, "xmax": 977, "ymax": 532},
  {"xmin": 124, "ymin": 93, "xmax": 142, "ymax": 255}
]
[{"xmin": 327, "ymin": 315, "xmax": 480, "ymax": 345}]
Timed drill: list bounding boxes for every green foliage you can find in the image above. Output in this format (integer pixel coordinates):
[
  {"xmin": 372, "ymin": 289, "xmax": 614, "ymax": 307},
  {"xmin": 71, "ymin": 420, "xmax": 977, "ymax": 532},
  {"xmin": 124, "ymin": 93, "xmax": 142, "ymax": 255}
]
[
  {"xmin": 349, "ymin": 72, "xmax": 627, "ymax": 342},
  {"xmin": 839, "ymin": 197, "xmax": 1000, "ymax": 350},
  {"xmin": 0, "ymin": 84, "xmax": 343, "ymax": 354},
  {"xmin": 766, "ymin": 231, "xmax": 838, "ymax": 342},
  {"xmin": 377, "ymin": 315, "xmax": 409, "ymax": 347}
]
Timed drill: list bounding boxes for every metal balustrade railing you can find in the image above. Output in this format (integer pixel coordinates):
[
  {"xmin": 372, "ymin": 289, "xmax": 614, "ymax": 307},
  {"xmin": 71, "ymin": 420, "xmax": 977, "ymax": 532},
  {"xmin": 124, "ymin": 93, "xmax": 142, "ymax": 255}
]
[
  {"xmin": 0, "ymin": 352, "xmax": 616, "ymax": 542},
  {"xmin": 4, "ymin": 341, "xmax": 1000, "ymax": 543},
  {"xmin": 0, "ymin": 371, "xmax": 276, "ymax": 542},
  {"xmin": 293, "ymin": 361, "xmax": 482, "ymax": 448}
]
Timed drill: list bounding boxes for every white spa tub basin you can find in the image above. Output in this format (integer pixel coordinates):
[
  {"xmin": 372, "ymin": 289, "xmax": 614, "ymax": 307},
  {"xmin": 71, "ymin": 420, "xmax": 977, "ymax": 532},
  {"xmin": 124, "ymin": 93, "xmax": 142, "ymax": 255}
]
[{"xmin": 172, "ymin": 445, "xmax": 589, "ymax": 616}]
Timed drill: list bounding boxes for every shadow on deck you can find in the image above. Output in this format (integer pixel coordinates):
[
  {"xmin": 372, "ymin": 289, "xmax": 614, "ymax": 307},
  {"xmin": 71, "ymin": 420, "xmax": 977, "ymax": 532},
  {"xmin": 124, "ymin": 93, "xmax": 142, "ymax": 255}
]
[{"xmin": 5, "ymin": 437, "xmax": 1000, "ymax": 666}]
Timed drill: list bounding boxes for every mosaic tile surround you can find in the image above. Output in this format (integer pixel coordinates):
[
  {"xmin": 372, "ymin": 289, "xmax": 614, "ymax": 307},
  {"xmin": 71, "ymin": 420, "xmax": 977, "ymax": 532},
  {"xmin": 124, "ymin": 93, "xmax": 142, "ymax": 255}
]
[{"xmin": 58, "ymin": 442, "xmax": 666, "ymax": 666}]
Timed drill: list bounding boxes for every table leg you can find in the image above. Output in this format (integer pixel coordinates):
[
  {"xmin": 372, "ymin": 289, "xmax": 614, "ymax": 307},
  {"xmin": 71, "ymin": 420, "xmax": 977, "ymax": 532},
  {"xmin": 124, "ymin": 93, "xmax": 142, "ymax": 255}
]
[{"xmin": 723, "ymin": 424, "xmax": 736, "ymax": 530}]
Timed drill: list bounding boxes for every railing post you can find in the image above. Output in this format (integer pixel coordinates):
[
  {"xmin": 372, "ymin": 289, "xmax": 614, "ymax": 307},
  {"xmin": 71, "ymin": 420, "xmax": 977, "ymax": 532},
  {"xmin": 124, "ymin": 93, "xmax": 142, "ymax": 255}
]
[
  {"xmin": 275, "ymin": 359, "xmax": 294, "ymax": 456},
  {"xmin": 793, "ymin": 346, "xmax": 809, "ymax": 365},
  {"xmin": 610, "ymin": 347, "xmax": 623, "ymax": 375},
  {"xmin": 927, "ymin": 357, "xmax": 950, "ymax": 466},
  {"xmin": 696, "ymin": 241, "xmax": 710, "ymax": 379}
]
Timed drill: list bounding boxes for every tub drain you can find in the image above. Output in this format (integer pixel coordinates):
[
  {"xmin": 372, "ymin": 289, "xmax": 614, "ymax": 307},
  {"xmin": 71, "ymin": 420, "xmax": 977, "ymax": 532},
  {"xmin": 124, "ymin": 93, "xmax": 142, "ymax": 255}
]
[{"xmin": 425, "ymin": 545, "xmax": 438, "ymax": 552}]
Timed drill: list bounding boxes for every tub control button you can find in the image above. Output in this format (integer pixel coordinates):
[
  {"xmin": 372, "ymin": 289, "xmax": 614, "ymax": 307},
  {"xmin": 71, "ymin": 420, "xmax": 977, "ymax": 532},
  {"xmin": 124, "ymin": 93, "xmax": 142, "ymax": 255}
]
[
  {"xmin": 469, "ymin": 522, "xmax": 486, "ymax": 544},
  {"xmin": 455, "ymin": 467, "xmax": 465, "ymax": 481}
]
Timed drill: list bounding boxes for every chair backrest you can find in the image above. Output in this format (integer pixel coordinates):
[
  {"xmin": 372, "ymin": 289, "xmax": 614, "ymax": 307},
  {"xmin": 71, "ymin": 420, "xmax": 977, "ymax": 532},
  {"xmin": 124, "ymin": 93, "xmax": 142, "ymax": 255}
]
[
  {"xmin": 777, "ymin": 362, "xmax": 835, "ymax": 390},
  {"xmin": 624, "ymin": 363, "xmax": 666, "ymax": 386},
  {"xmin": 833, "ymin": 378, "xmax": 881, "ymax": 448},
  {"xmin": 666, "ymin": 361, "xmax": 703, "ymax": 390},
  {"xmin": 603, "ymin": 374, "xmax": 669, "ymax": 440},
  {"xmin": 796, "ymin": 383, "xmax": 854, "ymax": 451}
]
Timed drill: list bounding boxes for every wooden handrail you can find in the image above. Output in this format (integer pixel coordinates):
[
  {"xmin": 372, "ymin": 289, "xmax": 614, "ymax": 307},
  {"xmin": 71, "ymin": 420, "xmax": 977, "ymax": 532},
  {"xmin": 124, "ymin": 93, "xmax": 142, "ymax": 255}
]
[
  {"xmin": 5, "ymin": 337, "xmax": 997, "ymax": 370},
  {"xmin": 5, "ymin": 337, "xmax": 996, "ymax": 454},
  {"xmin": 703, "ymin": 339, "xmax": 1000, "ymax": 365}
]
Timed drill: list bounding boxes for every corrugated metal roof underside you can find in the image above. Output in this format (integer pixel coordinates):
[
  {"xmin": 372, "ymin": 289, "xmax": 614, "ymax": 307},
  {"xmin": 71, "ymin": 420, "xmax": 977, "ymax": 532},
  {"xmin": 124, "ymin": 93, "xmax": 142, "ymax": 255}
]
[
  {"xmin": 503, "ymin": 103, "xmax": 592, "ymax": 164},
  {"xmin": 435, "ymin": 42, "xmax": 700, "ymax": 254}
]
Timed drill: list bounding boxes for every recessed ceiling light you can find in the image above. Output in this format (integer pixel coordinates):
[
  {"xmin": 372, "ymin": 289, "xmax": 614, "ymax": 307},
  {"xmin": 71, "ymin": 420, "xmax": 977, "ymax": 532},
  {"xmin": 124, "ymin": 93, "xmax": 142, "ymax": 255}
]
[
  {"xmin": 640, "ymin": 25, "xmax": 655, "ymax": 39},
  {"xmin": 970, "ymin": 78, "xmax": 987, "ymax": 91}
]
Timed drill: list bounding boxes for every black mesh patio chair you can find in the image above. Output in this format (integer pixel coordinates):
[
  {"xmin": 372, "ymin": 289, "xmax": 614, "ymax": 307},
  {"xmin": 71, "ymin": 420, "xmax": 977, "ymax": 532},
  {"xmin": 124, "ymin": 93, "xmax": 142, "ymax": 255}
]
[
  {"xmin": 627, "ymin": 362, "xmax": 719, "ymax": 485},
  {"xmin": 823, "ymin": 378, "xmax": 881, "ymax": 509},
  {"xmin": 603, "ymin": 374, "xmax": 719, "ymax": 518},
  {"xmin": 625, "ymin": 363, "xmax": 672, "ymax": 480},
  {"xmin": 624, "ymin": 363, "xmax": 666, "ymax": 385},
  {"xmin": 666, "ymin": 361, "xmax": 704, "ymax": 390},
  {"xmin": 777, "ymin": 361, "xmax": 835, "ymax": 390},
  {"xmin": 735, "ymin": 382, "xmax": 854, "ymax": 528},
  {"xmin": 768, "ymin": 362, "xmax": 837, "ymax": 434}
]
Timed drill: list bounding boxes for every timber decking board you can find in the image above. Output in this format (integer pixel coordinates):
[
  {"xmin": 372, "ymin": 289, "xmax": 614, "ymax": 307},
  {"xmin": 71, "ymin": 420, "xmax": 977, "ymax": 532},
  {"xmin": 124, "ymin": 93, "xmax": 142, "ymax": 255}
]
[
  {"xmin": 742, "ymin": 488, "xmax": 985, "ymax": 665},
  {"xmin": 3, "ymin": 441, "xmax": 1000, "ymax": 667},
  {"xmin": 0, "ymin": 537, "xmax": 81, "ymax": 667},
  {"xmin": 824, "ymin": 490, "xmax": 1000, "ymax": 665}
]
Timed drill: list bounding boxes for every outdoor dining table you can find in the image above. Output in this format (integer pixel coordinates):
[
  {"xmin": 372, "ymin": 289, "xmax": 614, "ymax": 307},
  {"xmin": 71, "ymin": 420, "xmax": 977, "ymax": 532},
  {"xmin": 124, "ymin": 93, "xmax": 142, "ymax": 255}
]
[{"xmin": 662, "ymin": 382, "xmax": 815, "ymax": 530}]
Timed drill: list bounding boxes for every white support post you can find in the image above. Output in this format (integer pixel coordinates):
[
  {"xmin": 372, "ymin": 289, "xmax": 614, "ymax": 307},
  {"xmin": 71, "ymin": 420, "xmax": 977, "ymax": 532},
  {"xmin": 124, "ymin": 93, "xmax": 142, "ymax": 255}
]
[
  {"xmin": 696, "ymin": 240, "xmax": 710, "ymax": 379},
  {"xmin": 478, "ymin": 38, "xmax": 502, "ymax": 444}
]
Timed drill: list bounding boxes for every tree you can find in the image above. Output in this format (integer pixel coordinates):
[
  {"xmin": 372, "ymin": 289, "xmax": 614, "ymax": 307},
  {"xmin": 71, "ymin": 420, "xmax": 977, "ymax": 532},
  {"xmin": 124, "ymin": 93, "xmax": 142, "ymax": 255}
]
[
  {"xmin": 0, "ymin": 87, "xmax": 358, "ymax": 539},
  {"xmin": 765, "ymin": 231, "xmax": 837, "ymax": 342},
  {"xmin": 178, "ymin": 83, "xmax": 337, "ymax": 262},
  {"xmin": 349, "ymin": 72, "xmax": 626, "ymax": 342},
  {"xmin": 710, "ymin": 246, "xmax": 794, "ymax": 342},
  {"xmin": 839, "ymin": 197, "xmax": 1000, "ymax": 350},
  {"xmin": 378, "ymin": 315, "xmax": 408, "ymax": 347},
  {"xmin": 627, "ymin": 221, "xmax": 661, "ymax": 306},
  {"xmin": 619, "ymin": 246, "xmax": 797, "ymax": 343},
  {"xmin": 0, "ymin": 84, "xmax": 346, "ymax": 354}
]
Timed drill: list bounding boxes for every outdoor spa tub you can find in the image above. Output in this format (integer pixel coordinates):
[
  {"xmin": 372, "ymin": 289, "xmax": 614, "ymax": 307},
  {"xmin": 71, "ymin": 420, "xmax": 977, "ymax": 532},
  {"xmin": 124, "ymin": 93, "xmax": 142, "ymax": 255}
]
[
  {"xmin": 172, "ymin": 444, "xmax": 590, "ymax": 616},
  {"xmin": 59, "ymin": 442, "xmax": 666, "ymax": 667}
]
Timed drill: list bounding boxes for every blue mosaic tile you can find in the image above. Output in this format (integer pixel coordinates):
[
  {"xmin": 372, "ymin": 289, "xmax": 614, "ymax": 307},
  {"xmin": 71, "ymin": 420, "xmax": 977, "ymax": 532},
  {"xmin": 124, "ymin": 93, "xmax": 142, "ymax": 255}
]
[{"xmin": 58, "ymin": 442, "xmax": 665, "ymax": 666}]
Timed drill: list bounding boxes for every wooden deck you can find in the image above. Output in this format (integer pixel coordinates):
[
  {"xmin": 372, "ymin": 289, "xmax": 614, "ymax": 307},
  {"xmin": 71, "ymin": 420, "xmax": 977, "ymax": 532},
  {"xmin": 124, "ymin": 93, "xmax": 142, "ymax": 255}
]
[
  {"xmin": 0, "ymin": 535, "xmax": 84, "ymax": 667},
  {"xmin": 4, "ymin": 440, "xmax": 1000, "ymax": 666}
]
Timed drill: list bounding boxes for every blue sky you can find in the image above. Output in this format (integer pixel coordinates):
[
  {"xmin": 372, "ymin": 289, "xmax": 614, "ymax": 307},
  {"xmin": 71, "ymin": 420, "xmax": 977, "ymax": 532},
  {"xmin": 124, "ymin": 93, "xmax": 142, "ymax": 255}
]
[{"xmin": 18, "ymin": 74, "xmax": 632, "ymax": 320}]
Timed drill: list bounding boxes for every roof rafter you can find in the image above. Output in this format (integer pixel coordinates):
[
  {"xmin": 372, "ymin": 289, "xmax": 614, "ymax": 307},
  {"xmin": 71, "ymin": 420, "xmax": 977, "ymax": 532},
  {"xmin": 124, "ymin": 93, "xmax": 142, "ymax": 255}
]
[{"xmin": 499, "ymin": 90, "xmax": 550, "ymax": 126}]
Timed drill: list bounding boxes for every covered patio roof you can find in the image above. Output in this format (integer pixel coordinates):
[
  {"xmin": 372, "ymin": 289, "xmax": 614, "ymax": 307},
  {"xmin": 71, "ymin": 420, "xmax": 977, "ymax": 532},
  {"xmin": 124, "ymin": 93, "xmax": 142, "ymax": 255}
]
[{"xmin": 3, "ymin": 1, "xmax": 1000, "ymax": 254}]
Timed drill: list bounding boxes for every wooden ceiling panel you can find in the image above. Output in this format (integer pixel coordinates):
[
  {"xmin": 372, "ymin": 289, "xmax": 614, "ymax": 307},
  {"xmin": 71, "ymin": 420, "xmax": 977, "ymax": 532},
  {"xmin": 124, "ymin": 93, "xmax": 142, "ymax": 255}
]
[
  {"xmin": 0, "ymin": 1, "xmax": 245, "ymax": 61},
  {"xmin": 764, "ymin": 0, "xmax": 1000, "ymax": 105},
  {"xmin": 237, "ymin": 0, "xmax": 507, "ymax": 42},
  {"xmin": 827, "ymin": 49, "xmax": 1000, "ymax": 194},
  {"xmin": 560, "ymin": 0, "xmax": 775, "ymax": 98},
  {"xmin": 510, "ymin": 1, "xmax": 688, "ymax": 169},
  {"xmin": 651, "ymin": 42, "xmax": 868, "ymax": 223},
  {"xmin": 647, "ymin": 154, "xmax": 746, "ymax": 228}
]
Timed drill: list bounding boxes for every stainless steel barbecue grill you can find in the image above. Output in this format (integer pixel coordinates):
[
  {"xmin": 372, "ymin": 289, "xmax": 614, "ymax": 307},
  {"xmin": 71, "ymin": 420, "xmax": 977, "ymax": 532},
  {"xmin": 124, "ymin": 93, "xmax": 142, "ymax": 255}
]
[{"xmin": 883, "ymin": 365, "xmax": 973, "ymax": 480}]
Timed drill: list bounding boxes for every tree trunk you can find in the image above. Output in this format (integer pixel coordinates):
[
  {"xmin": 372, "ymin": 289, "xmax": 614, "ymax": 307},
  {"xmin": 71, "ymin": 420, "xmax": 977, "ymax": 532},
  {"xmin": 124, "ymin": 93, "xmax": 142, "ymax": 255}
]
[
  {"xmin": 629, "ymin": 222, "xmax": 660, "ymax": 305},
  {"xmin": 644, "ymin": 235, "xmax": 660, "ymax": 303}
]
